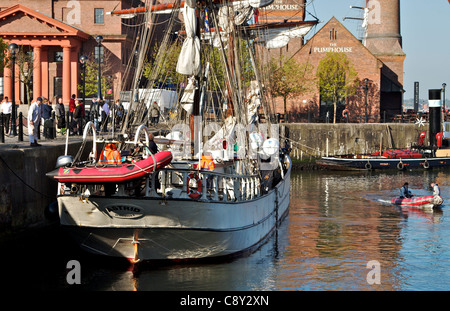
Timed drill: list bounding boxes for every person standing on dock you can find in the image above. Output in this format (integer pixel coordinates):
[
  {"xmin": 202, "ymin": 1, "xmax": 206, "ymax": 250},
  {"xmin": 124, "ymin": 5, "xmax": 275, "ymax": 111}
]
[
  {"xmin": 55, "ymin": 97, "xmax": 66, "ymax": 134},
  {"xmin": 151, "ymin": 101, "xmax": 160, "ymax": 125},
  {"xmin": 69, "ymin": 94, "xmax": 76, "ymax": 124},
  {"xmin": 73, "ymin": 100, "xmax": 83, "ymax": 135},
  {"xmin": 431, "ymin": 182, "xmax": 440, "ymax": 196},
  {"xmin": 42, "ymin": 98, "xmax": 53, "ymax": 121},
  {"xmin": 101, "ymin": 100, "xmax": 110, "ymax": 132},
  {"xmin": 28, "ymin": 97, "xmax": 43, "ymax": 147},
  {"xmin": 399, "ymin": 182, "xmax": 413, "ymax": 199},
  {"xmin": 90, "ymin": 97, "xmax": 100, "ymax": 132},
  {"xmin": 0, "ymin": 96, "xmax": 12, "ymax": 135}
]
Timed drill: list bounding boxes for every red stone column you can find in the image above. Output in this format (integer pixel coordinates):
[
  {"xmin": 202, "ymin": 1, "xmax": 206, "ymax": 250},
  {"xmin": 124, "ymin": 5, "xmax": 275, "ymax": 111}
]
[
  {"xmin": 62, "ymin": 46, "xmax": 71, "ymax": 105},
  {"xmin": 14, "ymin": 65, "xmax": 20, "ymax": 104},
  {"xmin": 70, "ymin": 46, "xmax": 79, "ymax": 98},
  {"xmin": 33, "ymin": 45, "xmax": 42, "ymax": 100},
  {"xmin": 3, "ymin": 54, "xmax": 12, "ymax": 100},
  {"xmin": 41, "ymin": 47, "xmax": 49, "ymax": 100}
]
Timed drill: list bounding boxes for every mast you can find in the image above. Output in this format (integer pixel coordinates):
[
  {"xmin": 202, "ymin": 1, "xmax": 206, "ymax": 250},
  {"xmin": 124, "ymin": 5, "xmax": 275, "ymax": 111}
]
[{"xmin": 192, "ymin": 3, "xmax": 202, "ymax": 158}]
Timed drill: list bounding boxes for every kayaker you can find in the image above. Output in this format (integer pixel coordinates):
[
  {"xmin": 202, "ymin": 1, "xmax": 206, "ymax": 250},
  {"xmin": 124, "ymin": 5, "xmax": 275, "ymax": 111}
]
[
  {"xmin": 431, "ymin": 182, "xmax": 440, "ymax": 196},
  {"xmin": 399, "ymin": 182, "xmax": 413, "ymax": 198}
]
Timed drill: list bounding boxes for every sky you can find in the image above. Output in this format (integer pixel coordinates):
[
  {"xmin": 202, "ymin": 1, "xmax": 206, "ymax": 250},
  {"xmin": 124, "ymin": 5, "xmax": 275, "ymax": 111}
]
[{"xmin": 303, "ymin": 0, "xmax": 450, "ymax": 101}]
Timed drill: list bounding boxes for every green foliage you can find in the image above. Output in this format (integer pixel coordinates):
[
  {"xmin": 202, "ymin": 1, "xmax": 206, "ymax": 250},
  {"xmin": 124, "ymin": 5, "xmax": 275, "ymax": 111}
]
[
  {"xmin": 143, "ymin": 41, "xmax": 183, "ymax": 88},
  {"xmin": 270, "ymin": 55, "xmax": 314, "ymax": 117},
  {"xmin": 78, "ymin": 51, "xmax": 113, "ymax": 98},
  {"xmin": 15, "ymin": 46, "xmax": 34, "ymax": 105},
  {"xmin": 316, "ymin": 52, "xmax": 358, "ymax": 123},
  {"xmin": 0, "ymin": 38, "xmax": 7, "ymax": 72}
]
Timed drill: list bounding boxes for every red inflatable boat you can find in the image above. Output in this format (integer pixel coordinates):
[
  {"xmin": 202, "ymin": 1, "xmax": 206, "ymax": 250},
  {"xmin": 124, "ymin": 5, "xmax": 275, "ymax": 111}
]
[
  {"xmin": 47, "ymin": 151, "xmax": 172, "ymax": 183},
  {"xmin": 391, "ymin": 195, "xmax": 443, "ymax": 209}
]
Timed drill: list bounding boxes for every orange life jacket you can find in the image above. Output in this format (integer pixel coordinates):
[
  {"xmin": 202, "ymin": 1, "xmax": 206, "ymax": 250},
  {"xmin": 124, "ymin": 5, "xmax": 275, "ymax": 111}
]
[
  {"xmin": 200, "ymin": 155, "xmax": 215, "ymax": 171},
  {"xmin": 99, "ymin": 143, "xmax": 122, "ymax": 165}
]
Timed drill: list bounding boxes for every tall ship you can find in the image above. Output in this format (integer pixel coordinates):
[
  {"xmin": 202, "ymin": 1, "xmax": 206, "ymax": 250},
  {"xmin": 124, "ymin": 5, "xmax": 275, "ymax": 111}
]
[{"xmin": 47, "ymin": 0, "xmax": 316, "ymax": 263}]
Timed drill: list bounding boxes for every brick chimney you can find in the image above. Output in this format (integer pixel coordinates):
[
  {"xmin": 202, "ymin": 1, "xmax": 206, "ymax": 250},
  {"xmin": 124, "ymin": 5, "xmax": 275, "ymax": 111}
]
[{"xmin": 365, "ymin": 0, "xmax": 405, "ymax": 84}]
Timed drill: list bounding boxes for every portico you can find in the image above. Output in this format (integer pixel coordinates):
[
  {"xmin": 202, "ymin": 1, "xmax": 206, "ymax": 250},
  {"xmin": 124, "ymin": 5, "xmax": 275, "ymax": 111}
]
[{"xmin": 0, "ymin": 4, "xmax": 89, "ymax": 105}]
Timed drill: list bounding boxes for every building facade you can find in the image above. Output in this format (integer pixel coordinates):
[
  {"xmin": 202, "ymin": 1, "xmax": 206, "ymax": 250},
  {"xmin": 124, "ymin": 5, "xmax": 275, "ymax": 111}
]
[
  {"xmin": 271, "ymin": 0, "xmax": 405, "ymax": 122},
  {"xmin": 0, "ymin": 0, "xmax": 142, "ymax": 105}
]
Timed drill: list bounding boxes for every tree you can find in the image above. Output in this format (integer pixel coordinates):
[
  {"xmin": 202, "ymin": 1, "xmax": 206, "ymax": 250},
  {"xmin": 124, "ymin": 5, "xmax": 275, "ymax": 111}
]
[
  {"xmin": 270, "ymin": 55, "xmax": 313, "ymax": 120},
  {"xmin": 2, "ymin": 44, "xmax": 34, "ymax": 105},
  {"xmin": 0, "ymin": 38, "xmax": 7, "ymax": 73},
  {"xmin": 78, "ymin": 50, "xmax": 113, "ymax": 98},
  {"xmin": 143, "ymin": 41, "xmax": 183, "ymax": 88},
  {"xmin": 316, "ymin": 52, "xmax": 358, "ymax": 123},
  {"xmin": 15, "ymin": 46, "xmax": 34, "ymax": 105}
]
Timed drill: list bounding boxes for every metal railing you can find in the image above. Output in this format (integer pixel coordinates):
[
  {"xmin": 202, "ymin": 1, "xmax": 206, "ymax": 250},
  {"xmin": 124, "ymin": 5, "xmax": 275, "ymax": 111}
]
[{"xmin": 146, "ymin": 168, "xmax": 261, "ymax": 202}]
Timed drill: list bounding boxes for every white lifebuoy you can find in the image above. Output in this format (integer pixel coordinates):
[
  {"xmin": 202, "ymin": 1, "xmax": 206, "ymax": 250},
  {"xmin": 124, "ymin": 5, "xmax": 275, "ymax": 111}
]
[
  {"xmin": 187, "ymin": 172, "xmax": 202, "ymax": 199},
  {"xmin": 423, "ymin": 160, "xmax": 430, "ymax": 169},
  {"xmin": 397, "ymin": 161, "xmax": 404, "ymax": 170},
  {"xmin": 365, "ymin": 162, "xmax": 372, "ymax": 170}
]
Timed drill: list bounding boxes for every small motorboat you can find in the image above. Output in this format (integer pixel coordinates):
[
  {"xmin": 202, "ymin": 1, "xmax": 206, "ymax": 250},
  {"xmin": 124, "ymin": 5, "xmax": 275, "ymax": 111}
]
[
  {"xmin": 46, "ymin": 150, "xmax": 173, "ymax": 183},
  {"xmin": 391, "ymin": 195, "xmax": 444, "ymax": 209}
]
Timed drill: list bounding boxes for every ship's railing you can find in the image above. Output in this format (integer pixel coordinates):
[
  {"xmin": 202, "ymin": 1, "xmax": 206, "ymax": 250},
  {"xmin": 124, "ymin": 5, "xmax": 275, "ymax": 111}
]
[{"xmin": 147, "ymin": 168, "xmax": 261, "ymax": 202}]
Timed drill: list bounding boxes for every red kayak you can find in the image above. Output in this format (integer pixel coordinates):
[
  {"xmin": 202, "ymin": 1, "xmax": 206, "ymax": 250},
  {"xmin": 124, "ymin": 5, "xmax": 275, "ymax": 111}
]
[
  {"xmin": 391, "ymin": 195, "xmax": 443, "ymax": 209},
  {"xmin": 47, "ymin": 151, "xmax": 172, "ymax": 183}
]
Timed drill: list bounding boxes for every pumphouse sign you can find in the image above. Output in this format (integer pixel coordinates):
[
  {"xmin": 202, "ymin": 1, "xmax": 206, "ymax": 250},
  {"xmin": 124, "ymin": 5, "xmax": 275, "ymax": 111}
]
[
  {"xmin": 312, "ymin": 27, "xmax": 353, "ymax": 53},
  {"xmin": 265, "ymin": 0, "xmax": 300, "ymax": 11},
  {"xmin": 313, "ymin": 46, "xmax": 353, "ymax": 53}
]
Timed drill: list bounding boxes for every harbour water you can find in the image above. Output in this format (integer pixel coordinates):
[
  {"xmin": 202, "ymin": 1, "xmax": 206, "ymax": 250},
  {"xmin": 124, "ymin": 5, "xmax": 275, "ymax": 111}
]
[{"xmin": 2, "ymin": 169, "xmax": 450, "ymax": 291}]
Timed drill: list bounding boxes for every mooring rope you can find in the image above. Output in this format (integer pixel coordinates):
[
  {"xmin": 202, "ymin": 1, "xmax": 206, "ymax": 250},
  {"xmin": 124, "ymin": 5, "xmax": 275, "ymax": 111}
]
[{"xmin": 0, "ymin": 154, "xmax": 55, "ymax": 200}]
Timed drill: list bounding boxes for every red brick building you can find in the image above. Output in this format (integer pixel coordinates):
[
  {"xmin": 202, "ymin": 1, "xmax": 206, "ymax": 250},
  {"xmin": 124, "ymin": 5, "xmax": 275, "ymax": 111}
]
[
  {"xmin": 270, "ymin": 0, "xmax": 405, "ymax": 122},
  {"xmin": 0, "ymin": 0, "xmax": 143, "ymax": 105}
]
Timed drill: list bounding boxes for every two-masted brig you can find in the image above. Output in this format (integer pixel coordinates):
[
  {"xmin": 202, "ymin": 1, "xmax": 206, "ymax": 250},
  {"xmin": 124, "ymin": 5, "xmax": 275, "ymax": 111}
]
[{"xmin": 47, "ymin": 0, "xmax": 317, "ymax": 262}]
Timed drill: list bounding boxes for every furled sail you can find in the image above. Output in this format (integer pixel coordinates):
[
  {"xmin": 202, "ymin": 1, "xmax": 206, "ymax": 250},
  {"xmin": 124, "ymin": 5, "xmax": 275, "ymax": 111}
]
[
  {"xmin": 176, "ymin": 2, "xmax": 201, "ymax": 75},
  {"xmin": 253, "ymin": 22, "xmax": 316, "ymax": 49},
  {"xmin": 246, "ymin": 80, "xmax": 261, "ymax": 124},
  {"xmin": 180, "ymin": 76, "xmax": 197, "ymax": 114}
]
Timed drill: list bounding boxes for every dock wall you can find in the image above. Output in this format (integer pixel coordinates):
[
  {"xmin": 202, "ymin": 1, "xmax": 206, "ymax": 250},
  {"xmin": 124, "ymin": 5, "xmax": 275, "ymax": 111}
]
[
  {"xmin": 0, "ymin": 142, "xmax": 86, "ymax": 234},
  {"xmin": 285, "ymin": 123, "xmax": 428, "ymax": 158}
]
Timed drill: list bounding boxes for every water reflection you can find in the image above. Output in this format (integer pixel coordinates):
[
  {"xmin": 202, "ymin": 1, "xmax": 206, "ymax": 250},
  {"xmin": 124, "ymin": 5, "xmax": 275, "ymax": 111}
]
[
  {"xmin": 90, "ymin": 169, "xmax": 450, "ymax": 291},
  {"xmin": 3, "ymin": 169, "xmax": 450, "ymax": 290},
  {"xmin": 278, "ymin": 170, "xmax": 450, "ymax": 290}
]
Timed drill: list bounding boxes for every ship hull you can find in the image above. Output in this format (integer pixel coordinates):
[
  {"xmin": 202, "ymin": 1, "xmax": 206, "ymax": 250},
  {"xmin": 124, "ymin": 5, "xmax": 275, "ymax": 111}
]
[
  {"xmin": 57, "ymin": 160, "xmax": 291, "ymax": 261},
  {"xmin": 317, "ymin": 156, "xmax": 450, "ymax": 171}
]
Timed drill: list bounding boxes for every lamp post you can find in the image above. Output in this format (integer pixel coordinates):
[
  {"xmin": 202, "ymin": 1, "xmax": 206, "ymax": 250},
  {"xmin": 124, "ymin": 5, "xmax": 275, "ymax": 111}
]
[
  {"xmin": 8, "ymin": 43, "xmax": 19, "ymax": 136},
  {"xmin": 79, "ymin": 55, "xmax": 88, "ymax": 105},
  {"xmin": 96, "ymin": 35, "xmax": 103, "ymax": 101},
  {"xmin": 442, "ymin": 83, "xmax": 447, "ymax": 113},
  {"xmin": 362, "ymin": 78, "xmax": 369, "ymax": 123},
  {"xmin": 79, "ymin": 55, "xmax": 88, "ymax": 134}
]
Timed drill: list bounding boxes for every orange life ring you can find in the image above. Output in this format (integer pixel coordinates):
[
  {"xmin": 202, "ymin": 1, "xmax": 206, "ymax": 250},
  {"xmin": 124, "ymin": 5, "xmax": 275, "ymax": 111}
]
[
  {"xmin": 187, "ymin": 172, "xmax": 202, "ymax": 199},
  {"xmin": 342, "ymin": 109, "xmax": 349, "ymax": 118}
]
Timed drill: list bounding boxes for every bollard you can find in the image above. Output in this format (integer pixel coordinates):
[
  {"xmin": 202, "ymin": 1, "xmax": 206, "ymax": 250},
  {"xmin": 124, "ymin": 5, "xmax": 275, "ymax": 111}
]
[
  {"xmin": 78, "ymin": 118, "xmax": 82, "ymax": 136},
  {"xmin": 0, "ymin": 112, "xmax": 4, "ymax": 143},
  {"xmin": 67, "ymin": 111, "xmax": 71, "ymax": 135},
  {"xmin": 37, "ymin": 119, "xmax": 41, "ymax": 140},
  {"xmin": 18, "ymin": 112, "xmax": 23, "ymax": 141},
  {"xmin": 52, "ymin": 111, "xmax": 57, "ymax": 138}
]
